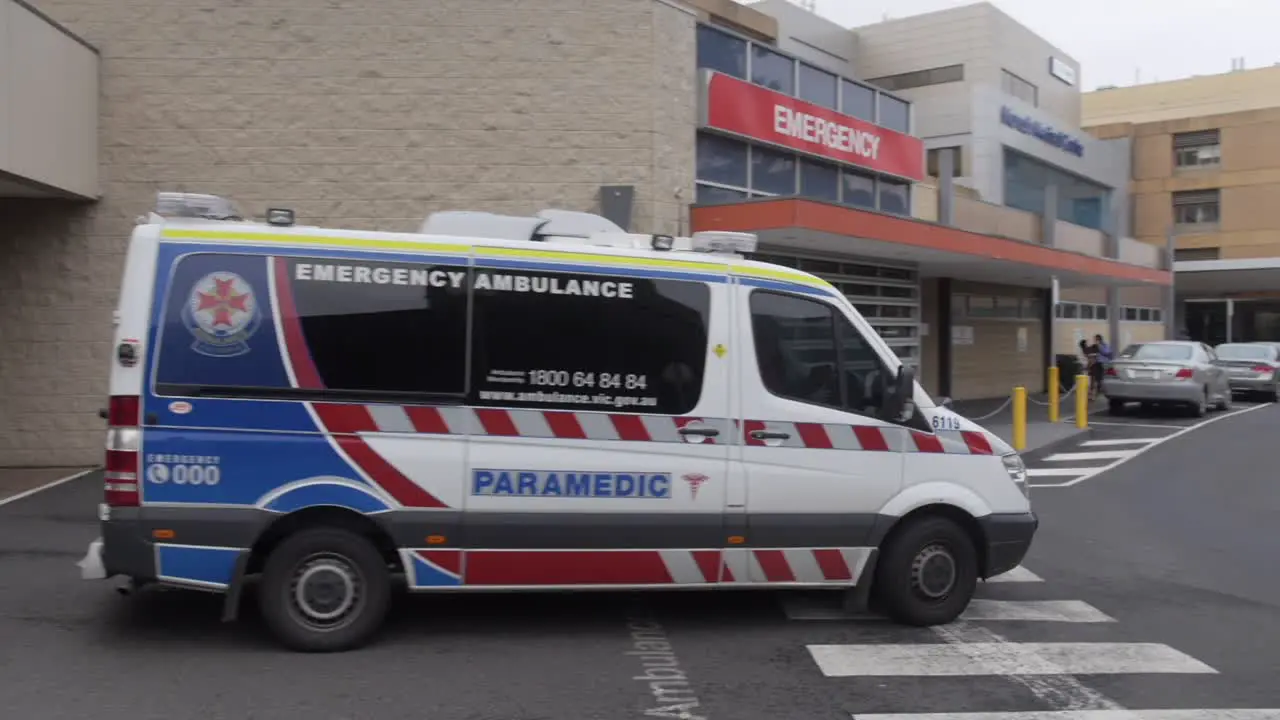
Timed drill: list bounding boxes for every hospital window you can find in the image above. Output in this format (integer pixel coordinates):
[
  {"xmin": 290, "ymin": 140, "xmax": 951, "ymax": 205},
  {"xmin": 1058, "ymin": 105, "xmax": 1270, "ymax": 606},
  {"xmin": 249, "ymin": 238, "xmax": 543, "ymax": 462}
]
[
  {"xmin": 696, "ymin": 24, "xmax": 747, "ymax": 80},
  {"xmin": 878, "ymin": 95, "xmax": 910, "ymax": 133},
  {"xmin": 841, "ymin": 80, "xmax": 876, "ymax": 121},
  {"xmin": 469, "ymin": 271, "xmax": 711, "ymax": 415},
  {"xmin": 1173, "ymin": 189, "xmax": 1220, "ymax": 226},
  {"xmin": 749, "ymin": 291, "xmax": 893, "ymax": 419},
  {"xmin": 1001, "ymin": 69, "xmax": 1038, "ymax": 106},
  {"xmin": 867, "ymin": 64, "xmax": 964, "ymax": 92},
  {"xmin": 878, "ymin": 179, "xmax": 910, "ymax": 216},
  {"xmin": 751, "ymin": 45, "xmax": 794, "ymax": 95},
  {"xmin": 1174, "ymin": 247, "xmax": 1221, "ymax": 261},
  {"xmin": 798, "ymin": 62, "xmax": 838, "ymax": 109},
  {"xmin": 1122, "ymin": 306, "xmax": 1163, "ymax": 323},
  {"xmin": 1173, "ymin": 130, "xmax": 1221, "ymax": 168}
]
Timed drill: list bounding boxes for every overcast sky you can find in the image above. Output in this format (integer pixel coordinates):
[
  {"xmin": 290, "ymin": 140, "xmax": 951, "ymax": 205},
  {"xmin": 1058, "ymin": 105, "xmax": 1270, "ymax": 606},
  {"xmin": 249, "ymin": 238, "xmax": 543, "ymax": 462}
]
[{"xmin": 795, "ymin": 0, "xmax": 1279, "ymax": 91}]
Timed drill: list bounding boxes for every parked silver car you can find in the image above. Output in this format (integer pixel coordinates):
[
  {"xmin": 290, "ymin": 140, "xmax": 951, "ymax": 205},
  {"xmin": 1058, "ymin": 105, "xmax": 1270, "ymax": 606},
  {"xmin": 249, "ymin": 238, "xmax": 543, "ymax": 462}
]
[
  {"xmin": 1214, "ymin": 342, "xmax": 1280, "ymax": 401},
  {"xmin": 1104, "ymin": 340, "xmax": 1232, "ymax": 416}
]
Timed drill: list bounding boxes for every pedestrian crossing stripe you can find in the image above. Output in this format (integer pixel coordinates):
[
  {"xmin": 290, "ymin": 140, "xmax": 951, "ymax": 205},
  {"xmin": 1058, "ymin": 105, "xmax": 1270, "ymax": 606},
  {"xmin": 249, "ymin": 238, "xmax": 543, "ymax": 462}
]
[
  {"xmin": 807, "ymin": 642, "xmax": 1217, "ymax": 677},
  {"xmin": 844, "ymin": 707, "xmax": 1280, "ymax": 712},
  {"xmin": 985, "ymin": 565, "xmax": 1042, "ymax": 583},
  {"xmin": 781, "ymin": 599, "xmax": 1115, "ymax": 623}
]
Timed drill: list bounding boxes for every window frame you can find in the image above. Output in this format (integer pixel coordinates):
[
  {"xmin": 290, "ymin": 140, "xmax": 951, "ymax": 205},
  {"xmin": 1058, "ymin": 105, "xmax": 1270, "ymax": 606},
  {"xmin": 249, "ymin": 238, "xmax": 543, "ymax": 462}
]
[{"xmin": 747, "ymin": 288, "xmax": 893, "ymax": 419}]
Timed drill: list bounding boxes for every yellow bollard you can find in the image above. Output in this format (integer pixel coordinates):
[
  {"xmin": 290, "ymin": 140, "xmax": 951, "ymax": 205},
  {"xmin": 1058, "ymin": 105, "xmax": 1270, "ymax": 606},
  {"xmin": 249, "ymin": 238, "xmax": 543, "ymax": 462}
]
[
  {"xmin": 1047, "ymin": 366, "xmax": 1060, "ymax": 423},
  {"xmin": 1012, "ymin": 386, "xmax": 1027, "ymax": 451},
  {"xmin": 1075, "ymin": 374, "xmax": 1089, "ymax": 429}
]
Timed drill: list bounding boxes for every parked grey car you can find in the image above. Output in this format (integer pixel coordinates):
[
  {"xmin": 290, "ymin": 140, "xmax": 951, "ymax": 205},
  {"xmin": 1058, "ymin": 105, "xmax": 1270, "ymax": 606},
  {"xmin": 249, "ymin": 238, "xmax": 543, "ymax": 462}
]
[
  {"xmin": 1104, "ymin": 341, "xmax": 1232, "ymax": 416},
  {"xmin": 1214, "ymin": 342, "xmax": 1280, "ymax": 401}
]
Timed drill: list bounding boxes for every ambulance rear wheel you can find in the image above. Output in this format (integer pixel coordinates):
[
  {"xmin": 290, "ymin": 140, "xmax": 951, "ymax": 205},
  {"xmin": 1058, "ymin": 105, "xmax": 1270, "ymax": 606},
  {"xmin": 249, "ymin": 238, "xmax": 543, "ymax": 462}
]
[
  {"xmin": 258, "ymin": 527, "xmax": 391, "ymax": 652},
  {"xmin": 873, "ymin": 515, "xmax": 978, "ymax": 627}
]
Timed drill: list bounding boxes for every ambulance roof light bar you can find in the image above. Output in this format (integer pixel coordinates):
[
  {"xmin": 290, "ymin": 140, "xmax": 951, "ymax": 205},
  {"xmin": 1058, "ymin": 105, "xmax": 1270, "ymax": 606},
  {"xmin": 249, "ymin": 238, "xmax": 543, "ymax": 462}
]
[
  {"xmin": 688, "ymin": 230, "xmax": 757, "ymax": 255},
  {"xmin": 153, "ymin": 192, "xmax": 243, "ymax": 221}
]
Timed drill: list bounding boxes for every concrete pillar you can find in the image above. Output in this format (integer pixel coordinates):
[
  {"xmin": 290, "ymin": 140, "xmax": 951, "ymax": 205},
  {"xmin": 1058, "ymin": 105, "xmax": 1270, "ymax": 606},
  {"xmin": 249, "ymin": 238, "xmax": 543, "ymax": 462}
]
[
  {"xmin": 937, "ymin": 148, "xmax": 955, "ymax": 226},
  {"xmin": 1107, "ymin": 285, "xmax": 1121, "ymax": 352},
  {"xmin": 1164, "ymin": 230, "xmax": 1178, "ymax": 339},
  {"xmin": 1041, "ymin": 183, "xmax": 1059, "ymax": 246}
]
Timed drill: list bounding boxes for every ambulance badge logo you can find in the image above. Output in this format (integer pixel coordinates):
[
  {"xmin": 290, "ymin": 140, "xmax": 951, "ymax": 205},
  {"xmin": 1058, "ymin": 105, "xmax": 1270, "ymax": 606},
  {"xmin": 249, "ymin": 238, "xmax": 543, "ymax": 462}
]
[
  {"xmin": 182, "ymin": 272, "xmax": 261, "ymax": 358},
  {"xmin": 682, "ymin": 473, "xmax": 709, "ymax": 500}
]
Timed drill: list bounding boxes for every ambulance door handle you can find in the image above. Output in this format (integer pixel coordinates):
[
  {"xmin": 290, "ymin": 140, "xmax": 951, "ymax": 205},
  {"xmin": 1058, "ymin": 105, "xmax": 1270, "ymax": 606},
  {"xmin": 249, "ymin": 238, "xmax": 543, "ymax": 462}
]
[
  {"xmin": 678, "ymin": 426, "xmax": 720, "ymax": 438},
  {"xmin": 749, "ymin": 430, "xmax": 790, "ymax": 440}
]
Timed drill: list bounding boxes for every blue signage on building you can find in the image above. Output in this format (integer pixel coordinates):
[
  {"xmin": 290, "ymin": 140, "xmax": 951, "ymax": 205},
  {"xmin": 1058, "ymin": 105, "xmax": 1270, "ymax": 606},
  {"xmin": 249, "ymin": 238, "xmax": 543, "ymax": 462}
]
[{"xmin": 1000, "ymin": 106, "xmax": 1084, "ymax": 158}]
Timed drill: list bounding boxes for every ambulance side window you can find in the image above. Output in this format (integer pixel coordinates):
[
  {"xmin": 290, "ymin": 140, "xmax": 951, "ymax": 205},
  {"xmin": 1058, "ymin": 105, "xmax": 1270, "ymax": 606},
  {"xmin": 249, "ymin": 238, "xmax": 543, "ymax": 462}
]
[
  {"xmin": 749, "ymin": 290, "xmax": 892, "ymax": 418},
  {"xmin": 468, "ymin": 269, "xmax": 710, "ymax": 415},
  {"xmin": 285, "ymin": 257, "xmax": 469, "ymax": 396}
]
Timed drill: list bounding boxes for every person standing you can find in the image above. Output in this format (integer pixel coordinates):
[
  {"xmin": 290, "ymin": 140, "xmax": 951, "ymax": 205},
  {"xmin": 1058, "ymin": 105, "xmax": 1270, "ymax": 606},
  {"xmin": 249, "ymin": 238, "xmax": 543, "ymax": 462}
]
[{"xmin": 1091, "ymin": 334, "xmax": 1112, "ymax": 400}]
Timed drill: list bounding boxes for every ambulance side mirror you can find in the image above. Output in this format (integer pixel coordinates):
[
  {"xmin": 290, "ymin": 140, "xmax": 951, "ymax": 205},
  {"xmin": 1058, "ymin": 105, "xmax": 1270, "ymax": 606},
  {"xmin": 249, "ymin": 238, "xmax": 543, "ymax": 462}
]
[{"xmin": 882, "ymin": 365, "xmax": 916, "ymax": 423}]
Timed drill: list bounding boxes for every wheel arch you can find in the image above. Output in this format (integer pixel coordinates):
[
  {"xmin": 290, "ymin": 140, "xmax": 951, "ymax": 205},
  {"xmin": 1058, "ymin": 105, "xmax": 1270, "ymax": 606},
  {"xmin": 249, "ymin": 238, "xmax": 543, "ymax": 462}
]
[{"xmin": 245, "ymin": 505, "xmax": 401, "ymax": 576}]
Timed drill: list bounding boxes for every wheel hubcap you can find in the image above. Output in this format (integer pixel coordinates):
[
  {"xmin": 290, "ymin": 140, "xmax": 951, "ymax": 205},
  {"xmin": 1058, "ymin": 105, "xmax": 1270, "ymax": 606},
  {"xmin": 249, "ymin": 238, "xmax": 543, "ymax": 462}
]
[
  {"xmin": 290, "ymin": 553, "xmax": 362, "ymax": 630},
  {"xmin": 911, "ymin": 544, "xmax": 956, "ymax": 599}
]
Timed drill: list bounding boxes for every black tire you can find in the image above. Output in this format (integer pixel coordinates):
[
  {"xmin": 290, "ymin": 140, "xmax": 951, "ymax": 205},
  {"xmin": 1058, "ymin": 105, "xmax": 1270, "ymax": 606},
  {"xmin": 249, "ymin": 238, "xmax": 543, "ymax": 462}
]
[
  {"xmin": 873, "ymin": 515, "xmax": 978, "ymax": 627},
  {"xmin": 1188, "ymin": 388, "xmax": 1207, "ymax": 418},
  {"xmin": 258, "ymin": 527, "xmax": 391, "ymax": 652},
  {"xmin": 1107, "ymin": 398, "xmax": 1125, "ymax": 415}
]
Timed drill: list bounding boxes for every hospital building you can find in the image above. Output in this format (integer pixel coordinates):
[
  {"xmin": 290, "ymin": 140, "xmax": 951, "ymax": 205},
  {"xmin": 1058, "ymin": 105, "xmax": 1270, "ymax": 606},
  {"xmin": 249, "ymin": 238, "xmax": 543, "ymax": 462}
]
[{"xmin": 1, "ymin": 0, "xmax": 1175, "ymax": 466}]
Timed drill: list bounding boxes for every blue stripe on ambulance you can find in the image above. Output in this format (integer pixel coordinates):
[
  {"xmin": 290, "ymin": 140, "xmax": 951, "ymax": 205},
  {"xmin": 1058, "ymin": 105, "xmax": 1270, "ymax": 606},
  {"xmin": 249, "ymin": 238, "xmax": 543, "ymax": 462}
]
[{"xmin": 155, "ymin": 544, "xmax": 244, "ymax": 588}]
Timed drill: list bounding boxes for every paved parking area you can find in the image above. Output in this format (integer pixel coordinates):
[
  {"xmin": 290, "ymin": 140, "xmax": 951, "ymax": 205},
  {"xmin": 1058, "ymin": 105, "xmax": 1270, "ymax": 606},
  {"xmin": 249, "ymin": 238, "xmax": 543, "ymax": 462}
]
[
  {"xmin": 0, "ymin": 467, "xmax": 94, "ymax": 505},
  {"xmin": 3, "ymin": 403, "xmax": 1279, "ymax": 719}
]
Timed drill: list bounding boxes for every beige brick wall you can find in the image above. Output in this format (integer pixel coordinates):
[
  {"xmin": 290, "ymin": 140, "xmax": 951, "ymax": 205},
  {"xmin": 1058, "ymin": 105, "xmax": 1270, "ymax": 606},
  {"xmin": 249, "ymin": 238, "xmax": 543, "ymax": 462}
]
[
  {"xmin": 949, "ymin": 282, "xmax": 1044, "ymax": 401},
  {"xmin": 0, "ymin": 0, "xmax": 698, "ymax": 467}
]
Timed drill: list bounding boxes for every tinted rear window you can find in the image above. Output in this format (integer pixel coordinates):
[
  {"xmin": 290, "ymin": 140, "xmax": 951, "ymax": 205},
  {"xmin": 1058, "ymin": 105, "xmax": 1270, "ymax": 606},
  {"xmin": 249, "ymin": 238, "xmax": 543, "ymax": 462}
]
[{"xmin": 1215, "ymin": 344, "xmax": 1274, "ymax": 361}]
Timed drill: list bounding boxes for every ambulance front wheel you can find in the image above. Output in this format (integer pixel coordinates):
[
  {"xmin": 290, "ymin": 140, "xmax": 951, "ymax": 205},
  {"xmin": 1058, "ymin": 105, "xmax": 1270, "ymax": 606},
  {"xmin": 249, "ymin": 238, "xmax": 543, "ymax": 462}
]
[
  {"xmin": 873, "ymin": 515, "xmax": 978, "ymax": 627},
  {"xmin": 258, "ymin": 527, "xmax": 391, "ymax": 652}
]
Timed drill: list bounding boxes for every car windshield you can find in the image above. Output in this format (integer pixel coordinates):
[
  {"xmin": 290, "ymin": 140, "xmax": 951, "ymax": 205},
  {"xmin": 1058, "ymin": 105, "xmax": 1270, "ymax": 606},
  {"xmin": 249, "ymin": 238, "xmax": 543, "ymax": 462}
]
[
  {"xmin": 1215, "ymin": 344, "xmax": 1274, "ymax": 361},
  {"xmin": 1117, "ymin": 344, "xmax": 1142, "ymax": 358},
  {"xmin": 1131, "ymin": 344, "xmax": 1193, "ymax": 361}
]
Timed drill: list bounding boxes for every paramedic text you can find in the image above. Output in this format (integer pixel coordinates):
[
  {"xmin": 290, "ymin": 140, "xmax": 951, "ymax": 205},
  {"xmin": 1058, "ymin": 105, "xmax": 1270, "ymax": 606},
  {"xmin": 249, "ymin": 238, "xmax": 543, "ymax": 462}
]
[
  {"xmin": 293, "ymin": 262, "xmax": 635, "ymax": 298},
  {"xmin": 472, "ymin": 470, "xmax": 672, "ymax": 499}
]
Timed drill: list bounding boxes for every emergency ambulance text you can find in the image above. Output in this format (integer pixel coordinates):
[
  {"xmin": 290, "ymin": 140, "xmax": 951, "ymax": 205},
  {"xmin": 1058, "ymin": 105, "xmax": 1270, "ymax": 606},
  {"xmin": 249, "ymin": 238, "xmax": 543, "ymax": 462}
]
[
  {"xmin": 472, "ymin": 470, "xmax": 672, "ymax": 499},
  {"xmin": 773, "ymin": 105, "xmax": 881, "ymax": 160},
  {"xmin": 293, "ymin": 262, "xmax": 635, "ymax": 298}
]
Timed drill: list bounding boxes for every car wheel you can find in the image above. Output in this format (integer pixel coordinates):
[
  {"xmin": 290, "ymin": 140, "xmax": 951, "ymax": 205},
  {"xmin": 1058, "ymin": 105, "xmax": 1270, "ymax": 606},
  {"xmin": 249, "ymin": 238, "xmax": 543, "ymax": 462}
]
[
  {"xmin": 873, "ymin": 515, "xmax": 978, "ymax": 627},
  {"xmin": 1217, "ymin": 391, "xmax": 1232, "ymax": 412},
  {"xmin": 258, "ymin": 527, "xmax": 392, "ymax": 653},
  {"xmin": 1107, "ymin": 398, "xmax": 1125, "ymax": 415},
  {"xmin": 1189, "ymin": 388, "xmax": 1207, "ymax": 417},
  {"xmin": 1271, "ymin": 383, "xmax": 1280, "ymax": 403}
]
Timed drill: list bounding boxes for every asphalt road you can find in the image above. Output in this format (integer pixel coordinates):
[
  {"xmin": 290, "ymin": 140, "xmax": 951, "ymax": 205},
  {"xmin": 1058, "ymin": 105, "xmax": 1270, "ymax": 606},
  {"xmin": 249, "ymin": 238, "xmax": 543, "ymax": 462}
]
[{"xmin": 2, "ymin": 404, "xmax": 1278, "ymax": 720}]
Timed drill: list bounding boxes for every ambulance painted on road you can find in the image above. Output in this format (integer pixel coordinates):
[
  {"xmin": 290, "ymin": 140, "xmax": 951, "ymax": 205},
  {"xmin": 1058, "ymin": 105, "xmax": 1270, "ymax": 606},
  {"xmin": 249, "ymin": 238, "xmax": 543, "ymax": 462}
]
[{"xmin": 80, "ymin": 193, "xmax": 1037, "ymax": 652}]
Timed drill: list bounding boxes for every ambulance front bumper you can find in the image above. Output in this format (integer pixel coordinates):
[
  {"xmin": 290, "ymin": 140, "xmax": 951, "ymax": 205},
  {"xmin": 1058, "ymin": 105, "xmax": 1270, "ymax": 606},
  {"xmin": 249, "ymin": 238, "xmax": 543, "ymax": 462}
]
[{"xmin": 978, "ymin": 511, "xmax": 1038, "ymax": 578}]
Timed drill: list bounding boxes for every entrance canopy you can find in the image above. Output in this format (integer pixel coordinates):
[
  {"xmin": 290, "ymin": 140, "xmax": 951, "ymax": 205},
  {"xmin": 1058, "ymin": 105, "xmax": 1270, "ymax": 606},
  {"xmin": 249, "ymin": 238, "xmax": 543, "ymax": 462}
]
[
  {"xmin": 1175, "ymin": 258, "xmax": 1280, "ymax": 296},
  {"xmin": 690, "ymin": 199, "xmax": 1171, "ymax": 289}
]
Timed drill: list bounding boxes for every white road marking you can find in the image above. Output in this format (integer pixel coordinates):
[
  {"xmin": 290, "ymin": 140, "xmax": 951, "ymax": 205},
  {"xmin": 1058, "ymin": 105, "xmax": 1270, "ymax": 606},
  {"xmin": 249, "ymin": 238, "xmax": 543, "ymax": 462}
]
[
  {"xmin": 782, "ymin": 599, "xmax": 1109, "ymax": 623},
  {"xmin": 1035, "ymin": 403, "xmax": 1271, "ymax": 488},
  {"xmin": 851, "ymin": 710, "xmax": 1280, "ymax": 719},
  {"xmin": 1080, "ymin": 438, "xmax": 1164, "ymax": 446},
  {"xmin": 1044, "ymin": 450, "xmax": 1137, "ymax": 462},
  {"xmin": 807, "ymin": 641, "xmax": 1217, "ymax": 677},
  {"xmin": 985, "ymin": 565, "xmax": 1043, "ymax": 583},
  {"xmin": 1027, "ymin": 468, "xmax": 1094, "ymax": 477},
  {"xmin": 930, "ymin": 622, "xmax": 1125, "ymax": 711},
  {"xmin": 960, "ymin": 600, "xmax": 1115, "ymax": 623},
  {"xmin": 1089, "ymin": 421, "xmax": 1203, "ymax": 429},
  {"xmin": 0, "ymin": 468, "xmax": 98, "ymax": 508}
]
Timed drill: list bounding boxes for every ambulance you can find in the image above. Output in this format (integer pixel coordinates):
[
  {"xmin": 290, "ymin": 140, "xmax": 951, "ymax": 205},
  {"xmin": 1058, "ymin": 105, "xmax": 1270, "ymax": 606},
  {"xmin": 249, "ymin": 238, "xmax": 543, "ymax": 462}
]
[{"xmin": 79, "ymin": 192, "xmax": 1037, "ymax": 652}]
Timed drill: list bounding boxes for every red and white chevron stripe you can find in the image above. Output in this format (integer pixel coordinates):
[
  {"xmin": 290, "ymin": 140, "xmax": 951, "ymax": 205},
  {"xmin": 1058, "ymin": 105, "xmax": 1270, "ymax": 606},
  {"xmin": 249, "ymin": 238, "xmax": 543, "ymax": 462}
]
[
  {"xmin": 316, "ymin": 402, "xmax": 998, "ymax": 455},
  {"xmin": 403, "ymin": 547, "xmax": 874, "ymax": 587}
]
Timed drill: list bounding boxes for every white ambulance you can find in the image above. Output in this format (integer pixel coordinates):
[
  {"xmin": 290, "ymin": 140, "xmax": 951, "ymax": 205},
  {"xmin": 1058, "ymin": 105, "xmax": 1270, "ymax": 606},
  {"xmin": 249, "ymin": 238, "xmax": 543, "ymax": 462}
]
[{"xmin": 80, "ymin": 193, "xmax": 1036, "ymax": 652}]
